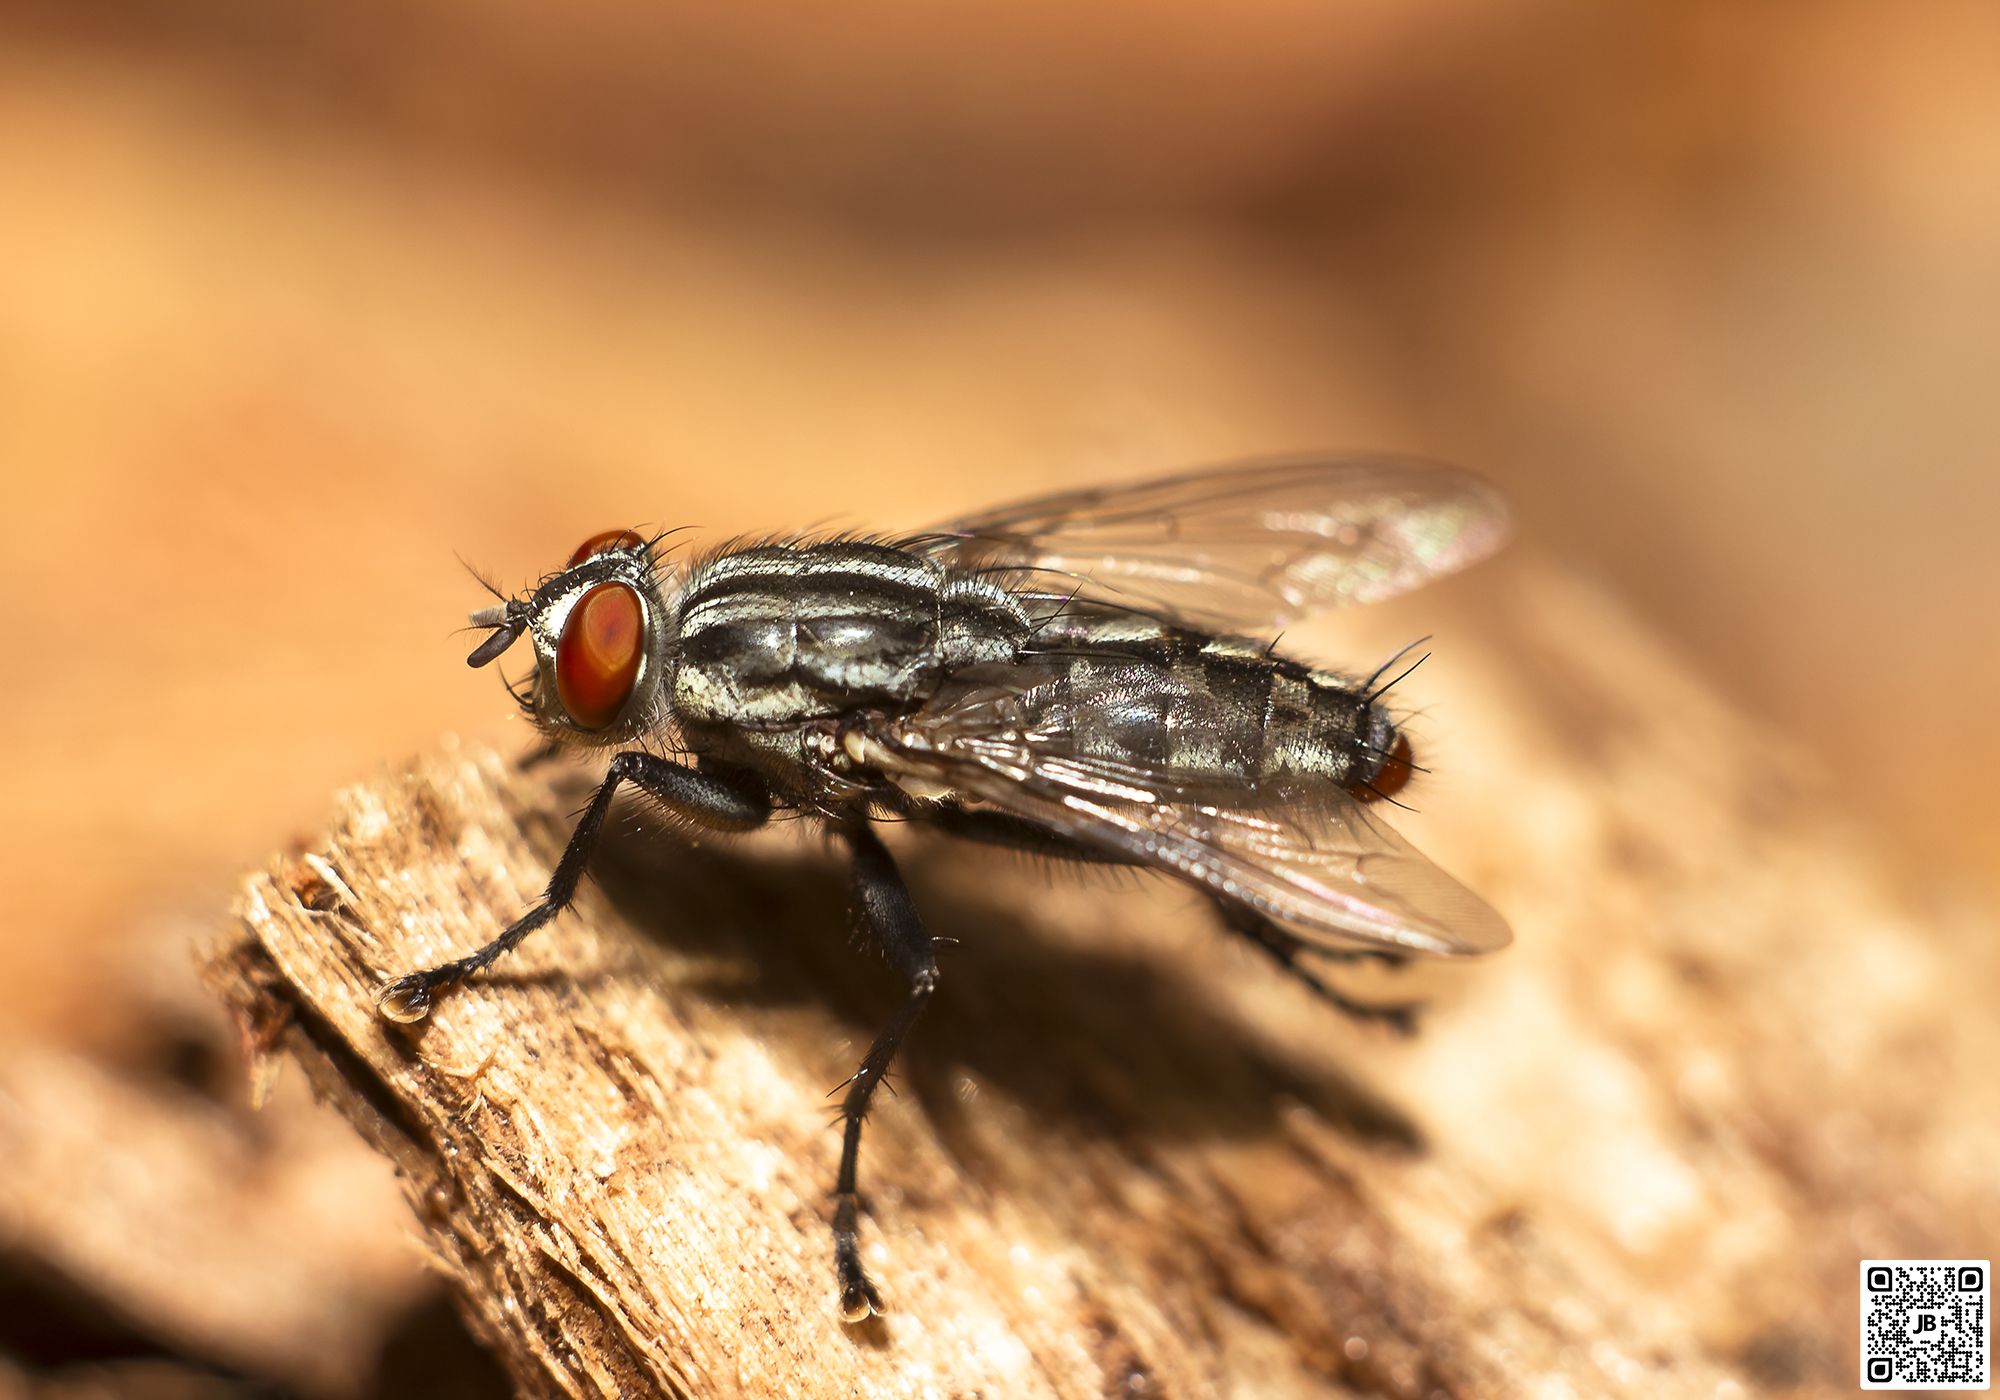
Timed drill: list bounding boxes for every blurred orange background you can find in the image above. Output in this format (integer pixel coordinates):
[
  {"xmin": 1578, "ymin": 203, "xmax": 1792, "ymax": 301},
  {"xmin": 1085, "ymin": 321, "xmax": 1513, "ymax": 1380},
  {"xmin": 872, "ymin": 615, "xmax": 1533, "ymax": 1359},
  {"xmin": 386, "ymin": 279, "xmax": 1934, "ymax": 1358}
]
[{"xmin": 2, "ymin": 0, "xmax": 1995, "ymax": 1062}]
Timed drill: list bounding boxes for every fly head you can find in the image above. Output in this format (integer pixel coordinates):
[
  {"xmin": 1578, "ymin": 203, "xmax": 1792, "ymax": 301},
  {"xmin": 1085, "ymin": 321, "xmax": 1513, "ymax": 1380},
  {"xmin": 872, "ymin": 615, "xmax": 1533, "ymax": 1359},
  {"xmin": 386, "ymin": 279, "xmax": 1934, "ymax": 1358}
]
[{"xmin": 465, "ymin": 528, "xmax": 678, "ymax": 747}]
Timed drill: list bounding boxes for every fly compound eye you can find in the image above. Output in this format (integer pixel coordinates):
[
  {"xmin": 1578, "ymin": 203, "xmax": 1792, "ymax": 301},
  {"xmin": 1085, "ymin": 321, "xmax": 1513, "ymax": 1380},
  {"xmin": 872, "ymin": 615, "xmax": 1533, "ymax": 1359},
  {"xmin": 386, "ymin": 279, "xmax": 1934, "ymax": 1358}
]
[
  {"xmin": 567, "ymin": 528, "xmax": 647, "ymax": 568},
  {"xmin": 1354, "ymin": 731, "xmax": 1415, "ymax": 803},
  {"xmin": 555, "ymin": 582, "xmax": 643, "ymax": 729}
]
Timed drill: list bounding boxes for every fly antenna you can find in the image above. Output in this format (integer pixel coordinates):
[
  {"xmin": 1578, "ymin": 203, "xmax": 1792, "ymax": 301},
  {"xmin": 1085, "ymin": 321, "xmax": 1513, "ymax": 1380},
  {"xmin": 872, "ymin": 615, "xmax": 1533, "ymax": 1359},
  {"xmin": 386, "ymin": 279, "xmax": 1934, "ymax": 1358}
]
[
  {"xmin": 467, "ymin": 598, "xmax": 530, "ymax": 667},
  {"xmin": 457, "ymin": 551, "xmax": 511, "ymax": 604}
]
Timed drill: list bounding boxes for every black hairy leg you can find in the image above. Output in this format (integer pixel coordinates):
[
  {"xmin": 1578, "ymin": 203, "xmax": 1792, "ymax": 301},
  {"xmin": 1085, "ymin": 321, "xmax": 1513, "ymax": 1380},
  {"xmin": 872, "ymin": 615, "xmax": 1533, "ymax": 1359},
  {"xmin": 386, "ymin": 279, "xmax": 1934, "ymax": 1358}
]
[
  {"xmin": 1213, "ymin": 900, "xmax": 1420, "ymax": 1035},
  {"xmin": 830, "ymin": 821, "xmax": 941, "ymax": 1323},
  {"xmin": 932, "ymin": 805, "xmax": 1416, "ymax": 1029},
  {"xmin": 377, "ymin": 751, "xmax": 770, "ymax": 1022}
]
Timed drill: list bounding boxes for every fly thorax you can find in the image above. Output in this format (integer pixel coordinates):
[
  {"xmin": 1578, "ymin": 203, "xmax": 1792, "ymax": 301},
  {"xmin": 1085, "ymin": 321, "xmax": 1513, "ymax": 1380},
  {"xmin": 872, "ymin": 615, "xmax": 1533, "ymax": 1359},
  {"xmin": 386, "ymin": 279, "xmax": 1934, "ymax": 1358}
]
[{"xmin": 671, "ymin": 541, "xmax": 1026, "ymax": 730}]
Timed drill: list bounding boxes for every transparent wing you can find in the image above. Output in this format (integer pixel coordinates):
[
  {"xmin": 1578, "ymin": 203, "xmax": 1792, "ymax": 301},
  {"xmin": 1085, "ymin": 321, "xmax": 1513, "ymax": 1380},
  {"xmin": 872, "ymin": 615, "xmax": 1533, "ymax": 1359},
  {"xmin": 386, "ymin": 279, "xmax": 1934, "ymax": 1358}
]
[
  {"xmin": 860, "ymin": 675, "xmax": 1510, "ymax": 958},
  {"xmin": 921, "ymin": 454, "xmax": 1509, "ymax": 635}
]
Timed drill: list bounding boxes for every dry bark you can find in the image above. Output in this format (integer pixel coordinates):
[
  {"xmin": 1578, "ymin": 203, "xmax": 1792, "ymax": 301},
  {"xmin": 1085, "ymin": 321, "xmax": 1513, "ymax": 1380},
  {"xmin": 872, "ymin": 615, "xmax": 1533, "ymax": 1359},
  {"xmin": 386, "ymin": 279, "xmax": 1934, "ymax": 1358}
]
[{"xmin": 203, "ymin": 554, "xmax": 1998, "ymax": 1399}]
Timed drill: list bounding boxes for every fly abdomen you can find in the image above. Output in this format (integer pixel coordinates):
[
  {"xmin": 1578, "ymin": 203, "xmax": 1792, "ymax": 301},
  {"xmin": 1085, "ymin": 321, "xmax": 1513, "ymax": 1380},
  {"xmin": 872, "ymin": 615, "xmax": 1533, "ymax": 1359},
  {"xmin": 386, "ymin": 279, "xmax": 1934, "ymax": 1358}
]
[
  {"xmin": 673, "ymin": 541, "xmax": 1028, "ymax": 728},
  {"xmin": 1026, "ymin": 609, "xmax": 1378, "ymax": 790}
]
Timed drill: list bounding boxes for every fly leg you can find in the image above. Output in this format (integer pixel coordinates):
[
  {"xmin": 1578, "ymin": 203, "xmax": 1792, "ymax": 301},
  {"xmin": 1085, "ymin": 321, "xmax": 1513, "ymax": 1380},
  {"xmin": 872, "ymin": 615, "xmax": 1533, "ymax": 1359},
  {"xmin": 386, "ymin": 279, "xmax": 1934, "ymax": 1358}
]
[
  {"xmin": 377, "ymin": 752, "xmax": 770, "ymax": 1021},
  {"xmin": 1213, "ymin": 901, "xmax": 1419, "ymax": 1034},
  {"xmin": 831, "ymin": 821, "xmax": 941, "ymax": 1323}
]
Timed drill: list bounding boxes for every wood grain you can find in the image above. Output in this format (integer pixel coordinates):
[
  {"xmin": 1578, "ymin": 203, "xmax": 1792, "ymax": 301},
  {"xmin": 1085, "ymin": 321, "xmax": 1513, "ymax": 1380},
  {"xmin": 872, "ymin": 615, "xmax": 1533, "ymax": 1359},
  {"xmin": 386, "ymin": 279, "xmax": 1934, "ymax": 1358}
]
[{"xmin": 204, "ymin": 554, "xmax": 1998, "ymax": 1398}]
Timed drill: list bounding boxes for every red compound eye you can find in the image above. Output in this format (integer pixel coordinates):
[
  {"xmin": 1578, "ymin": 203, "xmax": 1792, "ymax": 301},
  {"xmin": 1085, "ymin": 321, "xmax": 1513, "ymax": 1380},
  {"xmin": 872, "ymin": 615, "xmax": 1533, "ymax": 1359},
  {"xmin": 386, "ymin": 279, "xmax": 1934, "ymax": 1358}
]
[
  {"xmin": 555, "ymin": 582, "xmax": 643, "ymax": 729},
  {"xmin": 1353, "ymin": 731, "xmax": 1415, "ymax": 803},
  {"xmin": 567, "ymin": 528, "xmax": 646, "ymax": 568}
]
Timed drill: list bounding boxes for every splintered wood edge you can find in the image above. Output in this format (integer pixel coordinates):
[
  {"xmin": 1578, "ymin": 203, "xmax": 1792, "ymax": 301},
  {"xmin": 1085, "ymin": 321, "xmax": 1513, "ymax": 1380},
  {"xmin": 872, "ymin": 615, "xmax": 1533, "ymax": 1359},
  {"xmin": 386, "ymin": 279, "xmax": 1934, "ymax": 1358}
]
[{"xmin": 206, "ymin": 789, "xmax": 669, "ymax": 1400}]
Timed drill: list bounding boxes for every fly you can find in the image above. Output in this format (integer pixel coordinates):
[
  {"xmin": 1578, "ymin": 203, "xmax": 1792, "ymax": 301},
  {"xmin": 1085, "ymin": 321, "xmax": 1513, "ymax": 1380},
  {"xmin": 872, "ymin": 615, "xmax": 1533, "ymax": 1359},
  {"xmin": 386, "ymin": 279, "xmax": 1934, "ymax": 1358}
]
[{"xmin": 377, "ymin": 454, "xmax": 1514, "ymax": 1322}]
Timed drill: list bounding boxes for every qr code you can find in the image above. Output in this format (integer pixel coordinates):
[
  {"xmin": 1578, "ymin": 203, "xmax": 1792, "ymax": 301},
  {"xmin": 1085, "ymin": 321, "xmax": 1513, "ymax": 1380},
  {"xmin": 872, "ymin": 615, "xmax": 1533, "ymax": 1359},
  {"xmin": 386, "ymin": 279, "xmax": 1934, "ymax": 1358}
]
[{"xmin": 1862, "ymin": 1260, "xmax": 1989, "ymax": 1389}]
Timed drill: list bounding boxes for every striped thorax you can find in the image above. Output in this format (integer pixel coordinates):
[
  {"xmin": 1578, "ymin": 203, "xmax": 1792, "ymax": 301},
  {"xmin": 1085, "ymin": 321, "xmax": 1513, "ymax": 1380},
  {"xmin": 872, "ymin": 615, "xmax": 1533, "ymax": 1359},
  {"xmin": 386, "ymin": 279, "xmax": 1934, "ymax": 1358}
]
[{"xmin": 672, "ymin": 540, "xmax": 1029, "ymax": 731}]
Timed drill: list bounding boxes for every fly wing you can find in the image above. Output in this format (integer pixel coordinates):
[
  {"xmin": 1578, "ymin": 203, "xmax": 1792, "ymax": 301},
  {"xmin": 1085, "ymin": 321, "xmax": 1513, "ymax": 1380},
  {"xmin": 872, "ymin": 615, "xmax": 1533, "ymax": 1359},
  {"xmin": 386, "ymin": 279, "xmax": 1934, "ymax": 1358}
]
[
  {"xmin": 919, "ymin": 455, "xmax": 1509, "ymax": 635},
  {"xmin": 858, "ymin": 674, "xmax": 1510, "ymax": 958}
]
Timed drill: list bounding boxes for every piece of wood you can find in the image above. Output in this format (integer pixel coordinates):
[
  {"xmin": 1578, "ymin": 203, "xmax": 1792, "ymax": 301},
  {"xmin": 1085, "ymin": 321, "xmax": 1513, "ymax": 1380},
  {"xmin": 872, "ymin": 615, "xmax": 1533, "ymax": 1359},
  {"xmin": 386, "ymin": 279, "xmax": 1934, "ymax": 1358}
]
[
  {"xmin": 203, "ymin": 554, "xmax": 1999, "ymax": 1399},
  {"xmin": 0, "ymin": 1042, "xmax": 430, "ymax": 1395}
]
